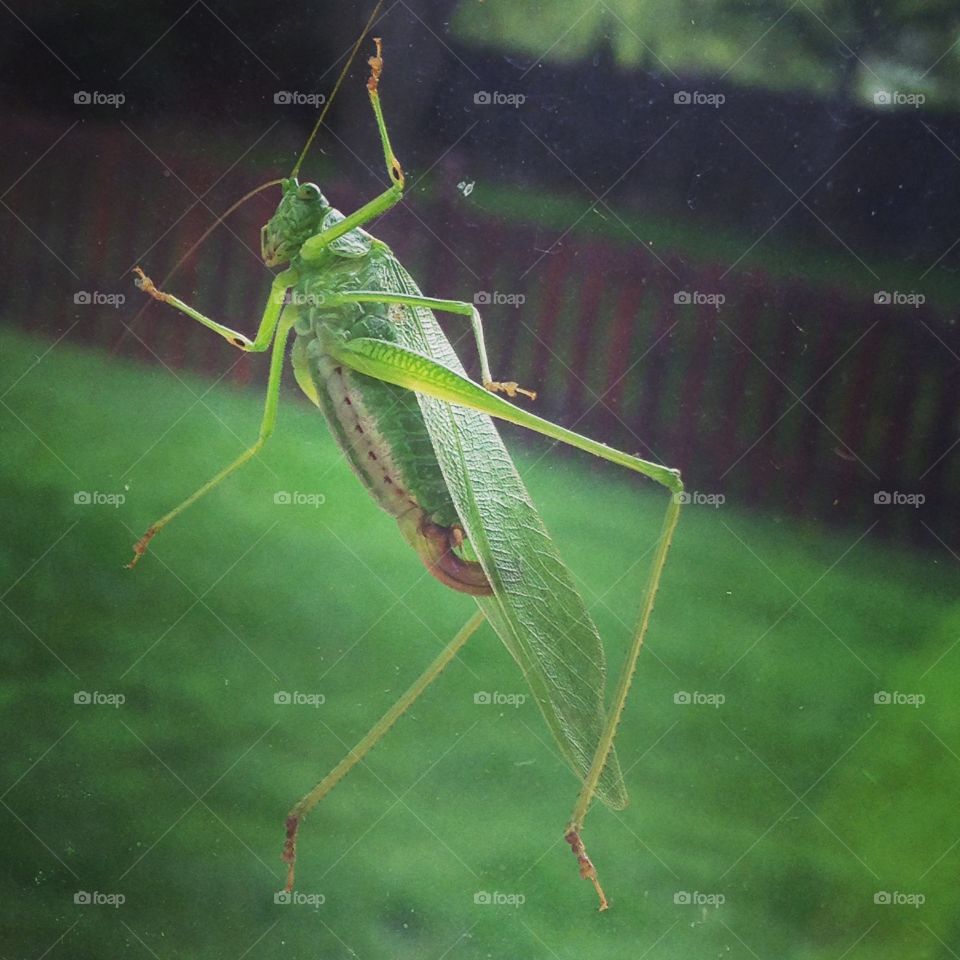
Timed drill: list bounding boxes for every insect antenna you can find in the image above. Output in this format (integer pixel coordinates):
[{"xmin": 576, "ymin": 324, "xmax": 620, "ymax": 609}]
[
  {"xmin": 291, "ymin": 0, "xmax": 386, "ymax": 178},
  {"xmin": 169, "ymin": 0, "xmax": 387, "ymax": 272},
  {"xmin": 160, "ymin": 178, "xmax": 283, "ymax": 286}
]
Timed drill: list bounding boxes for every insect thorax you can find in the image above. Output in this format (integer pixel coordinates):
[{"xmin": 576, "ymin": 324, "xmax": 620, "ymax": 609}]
[{"xmin": 291, "ymin": 240, "xmax": 395, "ymax": 344}]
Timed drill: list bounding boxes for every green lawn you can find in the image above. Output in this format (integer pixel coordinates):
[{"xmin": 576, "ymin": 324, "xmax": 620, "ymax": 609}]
[{"xmin": 1, "ymin": 327, "xmax": 957, "ymax": 958}]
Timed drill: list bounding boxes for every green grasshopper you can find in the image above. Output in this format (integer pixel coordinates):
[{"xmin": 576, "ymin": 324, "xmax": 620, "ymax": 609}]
[{"xmin": 129, "ymin": 37, "xmax": 682, "ymax": 910}]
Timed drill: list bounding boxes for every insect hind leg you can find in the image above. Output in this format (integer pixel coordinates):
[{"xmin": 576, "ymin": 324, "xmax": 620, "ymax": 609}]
[{"xmin": 327, "ymin": 291, "xmax": 538, "ymax": 401}]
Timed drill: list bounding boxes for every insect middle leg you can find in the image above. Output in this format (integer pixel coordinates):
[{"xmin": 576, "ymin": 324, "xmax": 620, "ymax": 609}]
[
  {"xmin": 127, "ymin": 312, "xmax": 297, "ymax": 567},
  {"xmin": 327, "ymin": 291, "xmax": 536, "ymax": 400}
]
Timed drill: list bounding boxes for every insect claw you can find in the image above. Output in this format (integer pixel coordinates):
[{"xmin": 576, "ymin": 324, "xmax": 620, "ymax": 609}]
[
  {"xmin": 565, "ymin": 829, "xmax": 609, "ymax": 912},
  {"xmin": 367, "ymin": 37, "xmax": 383, "ymax": 95},
  {"xmin": 484, "ymin": 380, "xmax": 538, "ymax": 402},
  {"xmin": 133, "ymin": 266, "xmax": 168, "ymax": 303},
  {"xmin": 282, "ymin": 814, "xmax": 300, "ymax": 893},
  {"xmin": 126, "ymin": 526, "xmax": 157, "ymax": 569}
]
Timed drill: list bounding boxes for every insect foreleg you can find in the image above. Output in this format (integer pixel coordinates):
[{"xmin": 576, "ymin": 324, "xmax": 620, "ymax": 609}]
[
  {"xmin": 134, "ymin": 267, "xmax": 298, "ymax": 352},
  {"xmin": 366, "ymin": 37, "xmax": 403, "ymax": 188},
  {"xmin": 300, "ymin": 38, "xmax": 406, "ymax": 263},
  {"xmin": 127, "ymin": 312, "xmax": 297, "ymax": 568}
]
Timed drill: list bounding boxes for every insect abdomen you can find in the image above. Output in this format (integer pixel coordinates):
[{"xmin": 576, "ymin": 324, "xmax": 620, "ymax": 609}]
[
  {"xmin": 292, "ymin": 332, "xmax": 491, "ymax": 595},
  {"xmin": 316, "ymin": 352, "xmax": 451, "ymax": 521}
]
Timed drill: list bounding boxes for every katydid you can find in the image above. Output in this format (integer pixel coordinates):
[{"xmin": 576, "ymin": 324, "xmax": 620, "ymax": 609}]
[{"xmin": 129, "ymin": 37, "xmax": 683, "ymax": 911}]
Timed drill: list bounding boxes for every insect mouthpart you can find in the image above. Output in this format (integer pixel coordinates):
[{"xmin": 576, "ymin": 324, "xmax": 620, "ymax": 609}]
[{"xmin": 261, "ymin": 223, "xmax": 290, "ymax": 267}]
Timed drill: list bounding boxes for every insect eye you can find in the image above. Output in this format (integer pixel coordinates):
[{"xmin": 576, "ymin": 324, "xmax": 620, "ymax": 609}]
[{"xmin": 297, "ymin": 183, "xmax": 322, "ymax": 202}]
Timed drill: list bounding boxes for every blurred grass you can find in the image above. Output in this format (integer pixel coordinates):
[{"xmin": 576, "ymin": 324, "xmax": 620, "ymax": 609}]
[{"xmin": 1, "ymin": 326, "xmax": 957, "ymax": 958}]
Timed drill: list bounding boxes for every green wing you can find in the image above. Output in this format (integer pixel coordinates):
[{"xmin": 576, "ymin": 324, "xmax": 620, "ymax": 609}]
[{"xmin": 375, "ymin": 254, "xmax": 628, "ymax": 810}]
